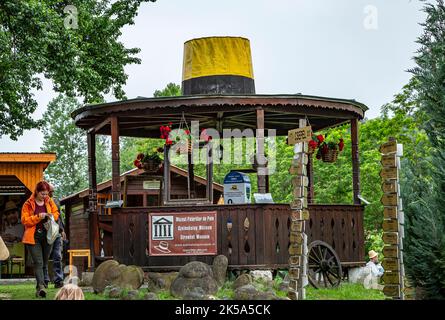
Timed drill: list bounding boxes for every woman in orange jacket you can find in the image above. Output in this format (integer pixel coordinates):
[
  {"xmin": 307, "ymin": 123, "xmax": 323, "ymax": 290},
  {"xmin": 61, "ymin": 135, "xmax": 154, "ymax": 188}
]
[{"xmin": 22, "ymin": 181, "xmax": 59, "ymax": 298}]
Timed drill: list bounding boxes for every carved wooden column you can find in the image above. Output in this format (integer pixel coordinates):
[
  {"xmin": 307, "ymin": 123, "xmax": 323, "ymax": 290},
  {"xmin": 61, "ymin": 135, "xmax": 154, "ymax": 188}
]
[
  {"xmin": 351, "ymin": 118, "xmax": 361, "ymax": 204},
  {"xmin": 256, "ymin": 108, "xmax": 267, "ymax": 193},
  {"xmin": 110, "ymin": 116, "xmax": 121, "ymax": 201},
  {"xmin": 87, "ymin": 132, "xmax": 97, "ymax": 269}
]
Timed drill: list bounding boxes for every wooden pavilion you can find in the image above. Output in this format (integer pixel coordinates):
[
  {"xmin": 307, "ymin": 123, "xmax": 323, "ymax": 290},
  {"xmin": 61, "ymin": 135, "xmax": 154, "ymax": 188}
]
[{"xmin": 70, "ymin": 37, "xmax": 367, "ymax": 273}]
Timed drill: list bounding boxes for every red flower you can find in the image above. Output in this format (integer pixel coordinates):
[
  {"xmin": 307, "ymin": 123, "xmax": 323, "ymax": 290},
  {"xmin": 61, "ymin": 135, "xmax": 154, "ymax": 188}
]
[
  {"xmin": 136, "ymin": 153, "xmax": 144, "ymax": 160},
  {"xmin": 317, "ymin": 135, "xmax": 324, "ymax": 143},
  {"xmin": 338, "ymin": 139, "xmax": 345, "ymax": 152},
  {"xmin": 168, "ymin": 122, "xmax": 173, "ymax": 126},
  {"xmin": 165, "ymin": 138, "xmax": 173, "ymax": 145},
  {"xmin": 134, "ymin": 160, "xmax": 141, "ymax": 168},
  {"xmin": 184, "ymin": 129, "xmax": 190, "ymax": 135},
  {"xmin": 309, "ymin": 140, "xmax": 318, "ymax": 149}
]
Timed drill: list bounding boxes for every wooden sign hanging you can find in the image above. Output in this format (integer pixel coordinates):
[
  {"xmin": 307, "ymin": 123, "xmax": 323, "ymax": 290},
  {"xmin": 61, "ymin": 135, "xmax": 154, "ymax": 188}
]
[
  {"xmin": 382, "ymin": 180, "xmax": 398, "ymax": 193},
  {"xmin": 383, "ymin": 272, "xmax": 400, "ymax": 284},
  {"xmin": 380, "ymin": 167, "xmax": 398, "ymax": 180},
  {"xmin": 380, "ymin": 140, "xmax": 397, "ymax": 154},
  {"xmin": 381, "ymin": 154, "xmax": 397, "ymax": 167},
  {"xmin": 383, "ymin": 207, "xmax": 398, "ymax": 220},
  {"xmin": 381, "ymin": 194, "xmax": 398, "ymax": 206},
  {"xmin": 383, "ymin": 220, "xmax": 399, "ymax": 232},
  {"xmin": 383, "ymin": 232, "xmax": 399, "ymax": 245},
  {"xmin": 383, "ymin": 245, "xmax": 399, "ymax": 258},
  {"xmin": 287, "ymin": 126, "xmax": 312, "ymax": 145},
  {"xmin": 382, "ymin": 259, "xmax": 400, "ymax": 271}
]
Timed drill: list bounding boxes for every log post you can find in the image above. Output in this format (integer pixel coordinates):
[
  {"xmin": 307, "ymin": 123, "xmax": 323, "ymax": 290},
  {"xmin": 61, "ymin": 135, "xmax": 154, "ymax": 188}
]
[
  {"xmin": 351, "ymin": 118, "xmax": 361, "ymax": 204},
  {"xmin": 110, "ymin": 116, "xmax": 121, "ymax": 201},
  {"xmin": 87, "ymin": 132, "xmax": 97, "ymax": 269},
  {"xmin": 256, "ymin": 108, "xmax": 267, "ymax": 193}
]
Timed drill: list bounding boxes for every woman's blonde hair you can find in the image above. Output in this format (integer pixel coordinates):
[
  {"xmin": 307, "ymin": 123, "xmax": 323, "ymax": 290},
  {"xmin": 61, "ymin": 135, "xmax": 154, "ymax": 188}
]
[{"xmin": 54, "ymin": 284, "xmax": 85, "ymax": 300}]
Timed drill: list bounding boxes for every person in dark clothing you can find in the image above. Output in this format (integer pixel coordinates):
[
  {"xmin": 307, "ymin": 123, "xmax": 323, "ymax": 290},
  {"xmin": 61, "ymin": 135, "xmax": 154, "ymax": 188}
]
[{"xmin": 43, "ymin": 184, "xmax": 67, "ymax": 288}]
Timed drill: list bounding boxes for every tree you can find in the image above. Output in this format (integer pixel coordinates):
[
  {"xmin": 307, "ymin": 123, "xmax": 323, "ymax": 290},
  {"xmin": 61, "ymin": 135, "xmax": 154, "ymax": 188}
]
[
  {"xmin": 120, "ymin": 83, "xmax": 181, "ymax": 172},
  {"xmin": 0, "ymin": 0, "xmax": 156, "ymax": 140},
  {"xmin": 404, "ymin": 0, "xmax": 445, "ymax": 299},
  {"xmin": 41, "ymin": 95, "xmax": 87, "ymax": 199},
  {"xmin": 153, "ymin": 83, "xmax": 181, "ymax": 98}
]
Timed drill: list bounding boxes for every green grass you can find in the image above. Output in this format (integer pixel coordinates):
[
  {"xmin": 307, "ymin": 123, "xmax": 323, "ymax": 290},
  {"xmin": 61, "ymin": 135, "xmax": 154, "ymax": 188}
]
[
  {"xmin": 0, "ymin": 283, "xmax": 106, "ymax": 300},
  {"xmin": 305, "ymin": 283, "xmax": 385, "ymax": 300},
  {"xmin": 0, "ymin": 282, "xmax": 385, "ymax": 300}
]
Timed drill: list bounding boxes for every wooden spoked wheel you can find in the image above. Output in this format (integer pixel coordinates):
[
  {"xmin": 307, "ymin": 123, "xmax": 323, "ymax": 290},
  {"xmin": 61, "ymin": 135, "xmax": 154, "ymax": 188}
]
[{"xmin": 307, "ymin": 240, "xmax": 342, "ymax": 289}]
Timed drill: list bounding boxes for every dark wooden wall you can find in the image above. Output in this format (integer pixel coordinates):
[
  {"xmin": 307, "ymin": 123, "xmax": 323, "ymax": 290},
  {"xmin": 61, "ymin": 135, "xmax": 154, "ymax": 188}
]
[{"xmin": 111, "ymin": 204, "xmax": 365, "ymax": 271}]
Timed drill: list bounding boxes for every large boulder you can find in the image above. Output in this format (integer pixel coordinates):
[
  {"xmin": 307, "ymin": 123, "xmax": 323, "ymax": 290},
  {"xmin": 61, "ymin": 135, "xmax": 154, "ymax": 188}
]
[
  {"xmin": 92, "ymin": 260, "xmax": 144, "ymax": 293},
  {"xmin": 146, "ymin": 272, "xmax": 178, "ymax": 292},
  {"xmin": 212, "ymin": 255, "xmax": 228, "ymax": 287},
  {"xmin": 170, "ymin": 261, "xmax": 218, "ymax": 298}
]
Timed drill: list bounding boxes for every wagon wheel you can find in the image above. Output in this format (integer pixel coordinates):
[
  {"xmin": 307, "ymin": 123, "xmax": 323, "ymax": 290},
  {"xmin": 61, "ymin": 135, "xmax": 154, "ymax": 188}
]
[{"xmin": 307, "ymin": 240, "xmax": 342, "ymax": 289}]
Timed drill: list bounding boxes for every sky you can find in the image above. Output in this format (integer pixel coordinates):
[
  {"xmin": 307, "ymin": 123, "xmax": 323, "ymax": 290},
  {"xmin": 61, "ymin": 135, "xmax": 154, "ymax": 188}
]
[{"xmin": 0, "ymin": 0, "xmax": 426, "ymax": 152}]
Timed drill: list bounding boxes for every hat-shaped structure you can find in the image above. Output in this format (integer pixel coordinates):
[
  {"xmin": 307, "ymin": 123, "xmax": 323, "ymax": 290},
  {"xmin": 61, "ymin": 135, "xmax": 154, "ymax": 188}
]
[{"xmin": 182, "ymin": 36, "xmax": 255, "ymax": 95}]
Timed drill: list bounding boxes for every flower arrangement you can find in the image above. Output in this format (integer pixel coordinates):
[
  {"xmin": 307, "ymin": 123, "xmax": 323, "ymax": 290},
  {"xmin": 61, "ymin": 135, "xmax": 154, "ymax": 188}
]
[
  {"xmin": 309, "ymin": 134, "xmax": 345, "ymax": 162},
  {"xmin": 133, "ymin": 147, "xmax": 164, "ymax": 171}
]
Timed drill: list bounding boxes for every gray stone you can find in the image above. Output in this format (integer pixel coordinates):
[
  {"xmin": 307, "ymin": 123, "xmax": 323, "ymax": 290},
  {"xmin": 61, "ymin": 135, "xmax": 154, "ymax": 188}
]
[
  {"xmin": 92, "ymin": 260, "xmax": 144, "ymax": 293},
  {"xmin": 234, "ymin": 284, "xmax": 279, "ymax": 300},
  {"xmin": 144, "ymin": 292, "xmax": 158, "ymax": 300},
  {"xmin": 232, "ymin": 274, "xmax": 253, "ymax": 289},
  {"xmin": 108, "ymin": 287, "xmax": 122, "ymax": 298},
  {"xmin": 182, "ymin": 287, "xmax": 206, "ymax": 300},
  {"xmin": 79, "ymin": 272, "xmax": 94, "ymax": 287},
  {"xmin": 146, "ymin": 272, "xmax": 178, "ymax": 292},
  {"xmin": 250, "ymin": 270, "xmax": 273, "ymax": 282},
  {"xmin": 212, "ymin": 255, "xmax": 228, "ymax": 287},
  {"xmin": 179, "ymin": 261, "xmax": 213, "ymax": 279},
  {"xmin": 122, "ymin": 289, "xmax": 139, "ymax": 300},
  {"xmin": 92, "ymin": 260, "xmax": 121, "ymax": 293},
  {"xmin": 278, "ymin": 281, "xmax": 289, "ymax": 292},
  {"xmin": 234, "ymin": 284, "xmax": 260, "ymax": 300},
  {"xmin": 170, "ymin": 275, "xmax": 218, "ymax": 298},
  {"xmin": 170, "ymin": 261, "xmax": 219, "ymax": 298},
  {"xmin": 114, "ymin": 265, "xmax": 144, "ymax": 290}
]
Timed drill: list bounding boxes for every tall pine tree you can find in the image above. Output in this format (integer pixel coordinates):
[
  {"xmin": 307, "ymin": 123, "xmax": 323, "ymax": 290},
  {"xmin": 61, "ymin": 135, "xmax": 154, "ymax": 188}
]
[
  {"xmin": 404, "ymin": 0, "xmax": 445, "ymax": 299},
  {"xmin": 41, "ymin": 95, "xmax": 88, "ymax": 199}
]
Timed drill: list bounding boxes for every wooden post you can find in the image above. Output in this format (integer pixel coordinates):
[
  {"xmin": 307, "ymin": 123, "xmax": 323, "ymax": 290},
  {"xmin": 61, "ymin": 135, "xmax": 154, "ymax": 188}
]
[
  {"xmin": 256, "ymin": 108, "xmax": 266, "ymax": 193},
  {"xmin": 163, "ymin": 145, "xmax": 171, "ymax": 204},
  {"xmin": 206, "ymin": 142, "xmax": 214, "ymax": 203},
  {"xmin": 307, "ymin": 154, "xmax": 314, "ymax": 204},
  {"xmin": 110, "ymin": 116, "xmax": 121, "ymax": 201},
  {"xmin": 188, "ymin": 146, "xmax": 196, "ymax": 199},
  {"xmin": 87, "ymin": 132, "xmax": 97, "ymax": 269},
  {"xmin": 351, "ymin": 118, "xmax": 361, "ymax": 204}
]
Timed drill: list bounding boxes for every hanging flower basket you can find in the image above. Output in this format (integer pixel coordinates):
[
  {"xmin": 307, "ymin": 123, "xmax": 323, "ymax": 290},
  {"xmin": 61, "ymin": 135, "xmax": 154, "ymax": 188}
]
[
  {"xmin": 142, "ymin": 159, "xmax": 161, "ymax": 173},
  {"xmin": 321, "ymin": 149, "xmax": 338, "ymax": 163}
]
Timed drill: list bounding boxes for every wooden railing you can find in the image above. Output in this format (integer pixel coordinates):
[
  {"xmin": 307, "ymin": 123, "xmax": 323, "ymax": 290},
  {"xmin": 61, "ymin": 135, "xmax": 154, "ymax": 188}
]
[{"xmin": 109, "ymin": 204, "xmax": 365, "ymax": 270}]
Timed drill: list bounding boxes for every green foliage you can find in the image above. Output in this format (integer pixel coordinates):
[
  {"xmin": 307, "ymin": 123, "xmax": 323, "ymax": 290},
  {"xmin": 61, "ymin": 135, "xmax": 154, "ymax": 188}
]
[
  {"xmin": 0, "ymin": 0, "xmax": 156, "ymax": 140},
  {"xmin": 404, "ymin": 0, "xmax": 445, "ymax": 299},
  {"xmin": 153, "ymin": 83, "xmax": 181, "ymax": 97},
  {"xmin": 120, "ymin": 82, "xmax": 181, "ymax": 173},
  {"xmin": 41, "ymin": 95, "xmax": 87, "ymax": 199}
]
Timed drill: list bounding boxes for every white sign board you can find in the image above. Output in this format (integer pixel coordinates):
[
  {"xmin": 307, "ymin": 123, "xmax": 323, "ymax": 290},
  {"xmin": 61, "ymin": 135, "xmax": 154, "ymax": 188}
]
[{"xmin": 223, "ymin": 171, "xmax": 251, "ymax": 204}]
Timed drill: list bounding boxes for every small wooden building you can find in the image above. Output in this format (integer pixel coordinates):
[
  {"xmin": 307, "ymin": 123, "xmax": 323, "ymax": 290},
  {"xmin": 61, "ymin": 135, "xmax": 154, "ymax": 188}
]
[
  {"xmin": 0, "ymin": 153, "xmax": 56, "ymax": 276},
  {"xmin": 60, "ymin": 166, "xmax": 223, "ymax": 273}
]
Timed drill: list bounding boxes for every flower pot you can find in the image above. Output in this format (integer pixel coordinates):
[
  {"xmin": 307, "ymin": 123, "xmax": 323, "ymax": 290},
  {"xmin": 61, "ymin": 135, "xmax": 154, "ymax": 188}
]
[{"xmin": 321, "ymin": 149, "xmax": 338, "ymax": 163}]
